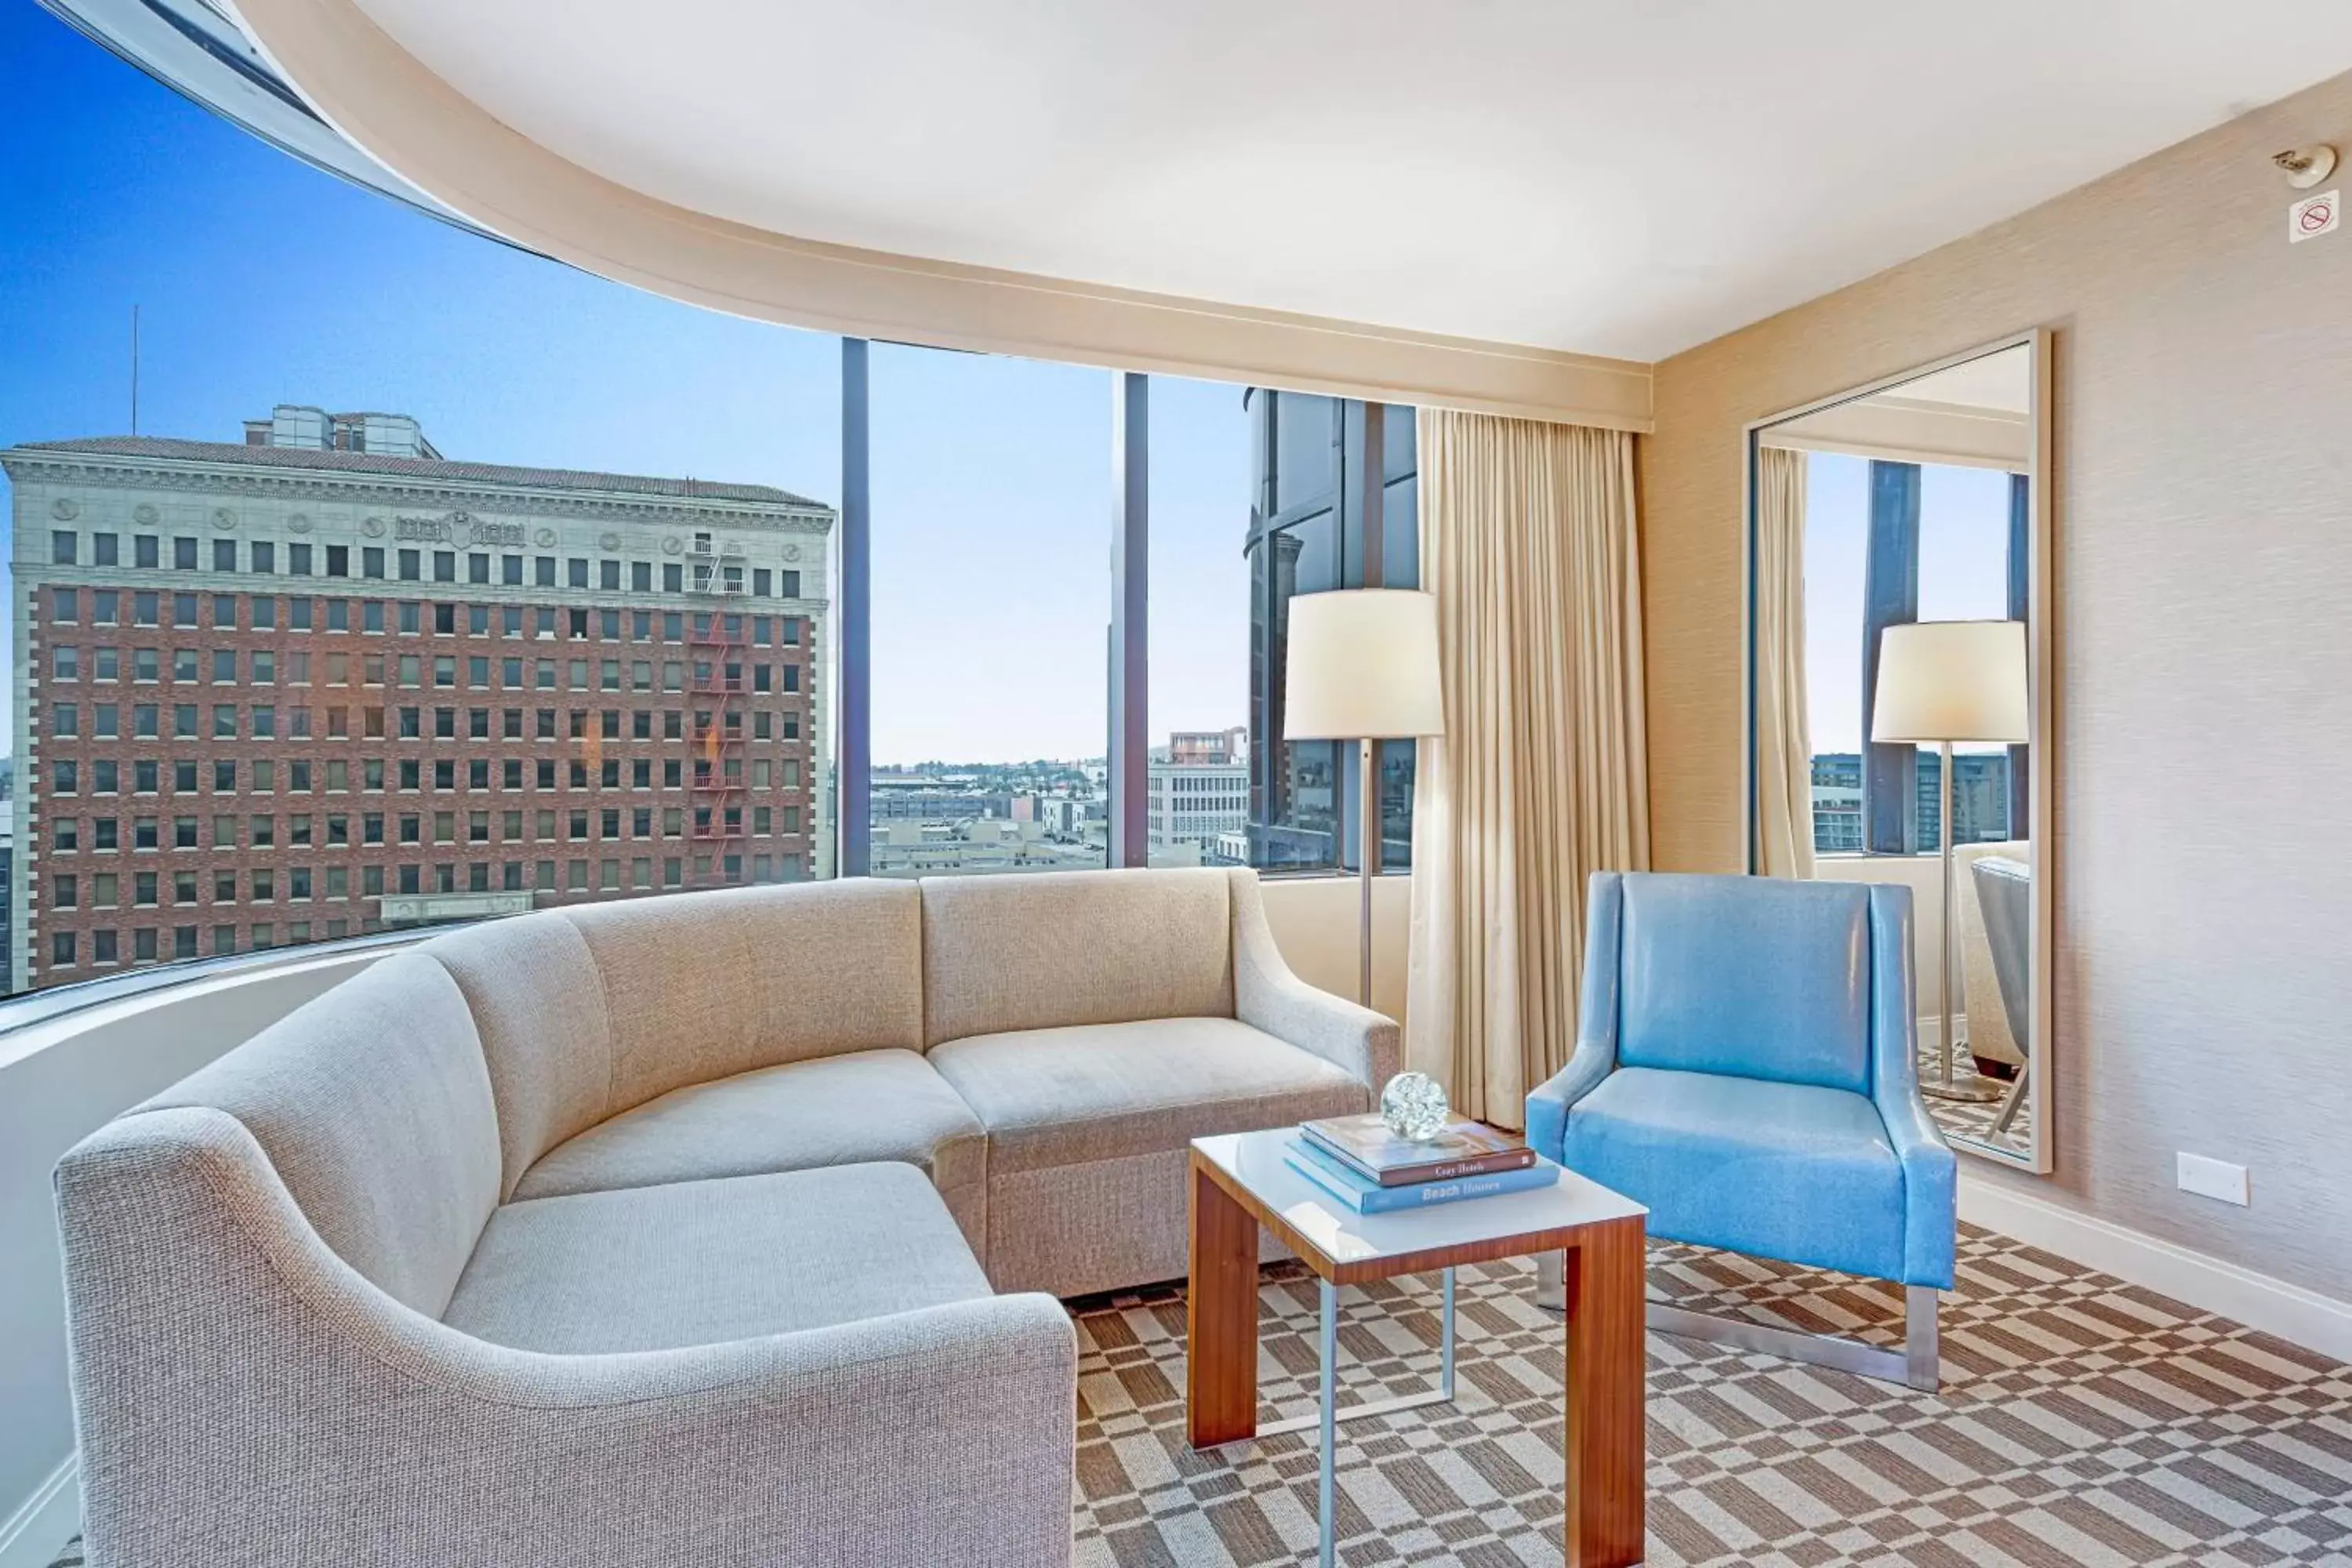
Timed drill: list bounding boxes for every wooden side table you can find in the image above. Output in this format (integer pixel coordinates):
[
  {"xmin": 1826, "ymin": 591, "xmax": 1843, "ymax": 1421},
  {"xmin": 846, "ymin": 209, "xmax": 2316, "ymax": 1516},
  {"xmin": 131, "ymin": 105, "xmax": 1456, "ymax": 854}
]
[{"xmin": 1187, "ymin": 1131, "xmax": 1648, "ymax": 1568}]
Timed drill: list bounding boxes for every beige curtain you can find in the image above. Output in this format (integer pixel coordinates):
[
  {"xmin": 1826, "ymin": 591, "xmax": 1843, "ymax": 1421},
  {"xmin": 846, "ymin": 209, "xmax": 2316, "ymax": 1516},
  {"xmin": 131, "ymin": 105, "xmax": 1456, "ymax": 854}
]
[
  {"xmin": 1405, "ymin": 411, "xmax": 1649, "ymax": 1130},
  {"xmin": 1752, "ymin": 445, "xmax": 1815, "ymax": 880}
]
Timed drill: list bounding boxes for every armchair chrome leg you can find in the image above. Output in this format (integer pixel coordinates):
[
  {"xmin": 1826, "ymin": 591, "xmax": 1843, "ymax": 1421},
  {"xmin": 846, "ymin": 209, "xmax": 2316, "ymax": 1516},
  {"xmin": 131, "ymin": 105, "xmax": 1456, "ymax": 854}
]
[
  {"xmin": 1991, "ymin": 1066, "xmax": 2030, "ymax": 1137},
  {"xmin": 1539, "ymin": 1248, "xmax": 1940, "ymax": 1392},
  {"xmin": 1534, "ymin": 1249, "xmax": 1566, "ymax": 1312},
  {"xmin": 1905, "ymin": 1286, "xmax": 1941, "ymax": 1392},
  {"xmin": 1645, "ymin": 1287, "xmax": 1944, "ymax": 1393}
]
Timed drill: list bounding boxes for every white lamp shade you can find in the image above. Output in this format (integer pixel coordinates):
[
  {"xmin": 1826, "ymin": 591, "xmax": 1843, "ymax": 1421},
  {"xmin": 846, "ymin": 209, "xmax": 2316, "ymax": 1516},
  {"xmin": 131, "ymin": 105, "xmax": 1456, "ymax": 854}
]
[
  {"xmin": 1871, "ymin": 619, "xmax": 2031, "ymax": 744},
  {"xmin": 1283, "ymin": 589, "xmax": 1446, "ymax": 740}
]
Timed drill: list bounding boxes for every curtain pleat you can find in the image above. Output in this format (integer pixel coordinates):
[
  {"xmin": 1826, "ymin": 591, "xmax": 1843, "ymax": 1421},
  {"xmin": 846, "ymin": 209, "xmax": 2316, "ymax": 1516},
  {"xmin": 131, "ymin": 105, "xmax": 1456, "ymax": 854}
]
[
  {"xmin": 1752, "ymin": 446, "xmax": 1815, "ymax": 880},
  {"xmin": 1405, "ymin": 411, "xmax": 1650, "ymax": 1130}
]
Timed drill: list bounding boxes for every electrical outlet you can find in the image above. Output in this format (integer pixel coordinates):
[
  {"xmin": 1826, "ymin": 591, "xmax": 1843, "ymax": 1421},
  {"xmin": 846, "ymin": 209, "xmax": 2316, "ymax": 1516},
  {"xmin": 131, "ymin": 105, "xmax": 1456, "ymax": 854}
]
[{"xmin": 2176, "ymin": 1152, "xmax": 2249, "ymax": 1207}]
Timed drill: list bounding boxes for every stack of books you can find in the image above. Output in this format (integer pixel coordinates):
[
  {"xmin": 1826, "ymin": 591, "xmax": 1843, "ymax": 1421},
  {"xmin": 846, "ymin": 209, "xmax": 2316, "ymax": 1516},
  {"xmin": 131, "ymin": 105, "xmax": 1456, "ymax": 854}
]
[{"xmin": 1285, "ymin": 1112, "xmax": 1555, "ymax": 1214}]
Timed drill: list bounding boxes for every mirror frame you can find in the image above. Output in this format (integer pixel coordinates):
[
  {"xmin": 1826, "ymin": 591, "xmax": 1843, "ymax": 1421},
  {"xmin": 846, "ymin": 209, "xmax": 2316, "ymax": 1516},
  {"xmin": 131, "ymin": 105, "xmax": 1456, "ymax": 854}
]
[{"xmin": 1739, "ymin": 326, "xmax": 2055, "ymax": 1174}]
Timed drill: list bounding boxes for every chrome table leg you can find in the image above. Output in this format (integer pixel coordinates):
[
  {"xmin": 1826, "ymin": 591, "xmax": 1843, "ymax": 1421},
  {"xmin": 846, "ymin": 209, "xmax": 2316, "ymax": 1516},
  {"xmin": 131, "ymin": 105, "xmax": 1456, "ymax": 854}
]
[
  {"xmin": 1318, "ymin": 1277, "xmax": 1337, "ymax": 1568},
  {"xmin": 1240, "ymin": 1272, "xmax": 1462, "ymax": 1564}
]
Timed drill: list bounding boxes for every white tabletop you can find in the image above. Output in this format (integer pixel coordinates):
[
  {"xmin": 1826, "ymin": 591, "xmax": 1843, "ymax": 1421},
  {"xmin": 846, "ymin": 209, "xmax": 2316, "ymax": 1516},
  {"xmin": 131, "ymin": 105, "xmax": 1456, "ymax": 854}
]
[{"xmin": 1193, "ymin": 1128, "xmax": 1646, "ymax": 1272}]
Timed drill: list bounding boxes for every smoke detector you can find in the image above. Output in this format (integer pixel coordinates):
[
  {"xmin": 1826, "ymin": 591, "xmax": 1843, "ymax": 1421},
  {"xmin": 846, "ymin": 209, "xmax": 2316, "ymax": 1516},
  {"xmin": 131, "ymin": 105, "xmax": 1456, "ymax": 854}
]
[{"xmin": 2274, "ymin": 145, "xmax": 2338, "ymax": 189}]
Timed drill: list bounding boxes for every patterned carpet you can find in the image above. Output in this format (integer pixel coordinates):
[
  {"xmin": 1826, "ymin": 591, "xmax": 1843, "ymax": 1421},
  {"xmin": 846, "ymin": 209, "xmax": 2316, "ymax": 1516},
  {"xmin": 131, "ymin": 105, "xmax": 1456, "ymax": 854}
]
[
  {"xmin": 1918, "ymin": 1042, "xmax": 2034, "ymax": 1157},
  {"xmin": 1066, "ymin": 1227, "xmax": 2352, "ymax": 1567},
  {"xmin": 45, "ymin": 1228, "xmax": 2352, "ymax": 1567}
]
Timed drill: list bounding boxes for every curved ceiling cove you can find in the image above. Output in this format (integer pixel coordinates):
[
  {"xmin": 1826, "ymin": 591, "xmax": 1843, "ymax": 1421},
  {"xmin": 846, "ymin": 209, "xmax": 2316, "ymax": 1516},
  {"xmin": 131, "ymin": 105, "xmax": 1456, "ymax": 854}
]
[{"xmin": 230, "ymin": 0, "xmax": 2352, "ymax": 394}]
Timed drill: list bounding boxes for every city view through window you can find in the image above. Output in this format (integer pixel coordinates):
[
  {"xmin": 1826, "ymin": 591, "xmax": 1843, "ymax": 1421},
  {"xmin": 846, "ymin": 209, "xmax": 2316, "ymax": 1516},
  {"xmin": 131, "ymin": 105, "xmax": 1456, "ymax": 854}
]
[
  {"xmin": 0, "ymin": 6, "xmax": 1412, "ymax": 995},
  {"xmin": 1801, "ymin": 451, "xmax": 2023, "ymax": 856}
]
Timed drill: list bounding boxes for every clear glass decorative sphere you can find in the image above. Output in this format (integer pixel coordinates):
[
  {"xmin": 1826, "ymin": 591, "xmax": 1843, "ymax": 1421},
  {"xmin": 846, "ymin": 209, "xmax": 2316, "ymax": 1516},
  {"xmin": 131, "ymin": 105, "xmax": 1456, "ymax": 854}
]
[{"xmin": 1380, "ymin": 1072, "xmax": 1450, "ymax": 1142}]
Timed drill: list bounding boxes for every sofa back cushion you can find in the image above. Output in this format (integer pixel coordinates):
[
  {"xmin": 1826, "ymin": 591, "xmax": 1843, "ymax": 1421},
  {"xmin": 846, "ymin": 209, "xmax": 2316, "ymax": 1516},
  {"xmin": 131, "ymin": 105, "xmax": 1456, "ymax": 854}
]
[
  {"xmin": 1614, "ymin": 873, "xmax": 1875, "ymax": 1095},
  {"xmin": 921, "ymin": 867, "xmax": 1235, "ymax": 1047},
  {"xmin": 422, "ymin": 912, "xmax": 615, "ymax": 1198},
  {"xmin": 135, "ymin": 949, "xmax": 500, "ymax": 1318},
  {"xmin": 563, "ymin": 877, "xmax": 925, "ymax": 1115}
]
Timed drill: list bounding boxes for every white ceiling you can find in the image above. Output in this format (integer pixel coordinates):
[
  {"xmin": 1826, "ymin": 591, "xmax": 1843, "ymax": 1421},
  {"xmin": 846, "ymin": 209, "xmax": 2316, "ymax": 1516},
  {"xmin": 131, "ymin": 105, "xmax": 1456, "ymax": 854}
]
[{"xmin": 347, "ymin": 0, "xmax": 2352, "ymax": 361}]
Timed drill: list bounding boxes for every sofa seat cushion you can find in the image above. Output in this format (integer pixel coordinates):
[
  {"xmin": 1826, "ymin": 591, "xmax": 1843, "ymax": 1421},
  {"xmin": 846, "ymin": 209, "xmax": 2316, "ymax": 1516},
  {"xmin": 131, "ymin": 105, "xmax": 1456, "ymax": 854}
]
[
  {"xmin": 443, "ymin": 1163, "xmax": 992, "ymax": 1353},
  {"xmin": 930, "ymin": 1017, "xmax": 1366, "ymax": 1175},
  {"xmin": 1561, "ymin": 1065, "xmax": 1905, "ymax": 1283},
  {"xmin": 510, "ymin": 1047, "xmax": 985, "ymax": 1203}
]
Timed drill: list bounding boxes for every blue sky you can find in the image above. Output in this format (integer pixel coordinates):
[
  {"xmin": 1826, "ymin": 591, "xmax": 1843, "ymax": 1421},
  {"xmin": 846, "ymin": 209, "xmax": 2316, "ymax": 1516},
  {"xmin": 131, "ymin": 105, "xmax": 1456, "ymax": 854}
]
[{"xmin": 0, "ymin": 2, "xmax": 1251, "ymax": 763}]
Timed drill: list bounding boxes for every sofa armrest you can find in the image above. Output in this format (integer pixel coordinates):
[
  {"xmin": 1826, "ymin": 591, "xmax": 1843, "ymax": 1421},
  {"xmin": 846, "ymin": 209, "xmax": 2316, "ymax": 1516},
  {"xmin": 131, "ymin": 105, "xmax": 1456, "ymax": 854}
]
[
  {"xmin": 1229, "ymin": 871, "xmax": 1399, "ymax": 1090},
  {"xmin": 57, "ymin": 1108, "xmax": 1078, "ymax": 1568},
  {"xmin": 1865, "ymin": 884, "xmax": 1958, "ymax": 1290}
]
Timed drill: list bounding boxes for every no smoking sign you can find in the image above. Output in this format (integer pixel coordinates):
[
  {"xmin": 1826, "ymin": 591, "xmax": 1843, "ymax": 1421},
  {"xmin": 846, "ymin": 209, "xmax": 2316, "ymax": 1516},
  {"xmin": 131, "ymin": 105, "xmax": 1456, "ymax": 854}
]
[{"xmin": 2290, "ymin": 189, "xmax": 2339, "ymax": 242}]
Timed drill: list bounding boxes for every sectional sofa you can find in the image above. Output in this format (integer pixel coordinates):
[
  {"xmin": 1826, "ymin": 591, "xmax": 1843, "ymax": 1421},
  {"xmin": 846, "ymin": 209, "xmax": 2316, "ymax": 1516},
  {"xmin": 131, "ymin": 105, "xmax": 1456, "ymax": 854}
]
[{"xmin": 54, "ymin": 866, "xmax": 1397, "ymax": 1567}]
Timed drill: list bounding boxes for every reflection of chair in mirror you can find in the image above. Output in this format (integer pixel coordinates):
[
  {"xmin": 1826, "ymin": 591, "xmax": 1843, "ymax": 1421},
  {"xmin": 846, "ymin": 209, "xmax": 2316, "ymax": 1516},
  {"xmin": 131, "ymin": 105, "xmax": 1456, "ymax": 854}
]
[
  {"xmin": 1955, "ymin": 839, "xmax": 2027, "ymax": 1078},
  {"xmin": 1969, "ymin": 856, "xmax": 2034, "ymax": 1136}
]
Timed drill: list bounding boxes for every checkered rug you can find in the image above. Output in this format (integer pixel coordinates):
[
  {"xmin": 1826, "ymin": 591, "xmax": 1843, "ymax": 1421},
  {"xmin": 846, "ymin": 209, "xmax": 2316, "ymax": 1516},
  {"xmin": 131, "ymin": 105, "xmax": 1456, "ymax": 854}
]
[
  {"xmin": 44, "ymin": 1227, "xmax": 2352, "ymax": 1567},
  {"xmin": 1916, "ymin": 1041, "xmax": 2034, "ymax": 1155},
  {"xmin": 1065, "ymin": 1227, "xmax": 2352, "ymax": 1567}
]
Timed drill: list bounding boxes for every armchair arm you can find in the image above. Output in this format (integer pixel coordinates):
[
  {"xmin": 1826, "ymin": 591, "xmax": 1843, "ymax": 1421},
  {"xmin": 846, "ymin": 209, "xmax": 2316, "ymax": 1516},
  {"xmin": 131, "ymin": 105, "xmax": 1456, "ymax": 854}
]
[
  {"xmin": 1525, "ymin": 871, "xmax": 1625, "ymax": 1160},
  {"xmin": 1866, "ymin": 884, "xmax": 1958, "ymax": 1291},
  {"xmin": 57, "ymin": 1109, "xmax": 1078, "ymax": 1568},
  {"xmin": 1229, "ymin": 870, "xmax": 1400, "ymax": 1091}
]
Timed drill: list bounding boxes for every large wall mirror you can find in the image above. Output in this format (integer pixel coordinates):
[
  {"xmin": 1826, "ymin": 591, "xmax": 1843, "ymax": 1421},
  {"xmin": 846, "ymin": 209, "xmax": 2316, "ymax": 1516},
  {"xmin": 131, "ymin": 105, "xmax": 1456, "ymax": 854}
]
[{"xmin": 1745, "ymin": 330, "xmax": 2053, "ymax": 1172}]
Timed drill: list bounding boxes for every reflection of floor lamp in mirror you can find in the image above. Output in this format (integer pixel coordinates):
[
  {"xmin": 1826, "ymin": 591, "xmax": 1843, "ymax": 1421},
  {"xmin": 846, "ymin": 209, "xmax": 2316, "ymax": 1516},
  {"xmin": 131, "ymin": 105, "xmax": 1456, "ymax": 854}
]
[
  {"xmin": 1281, "ymin": 590, "xmax": 1446, "ymax": 1008},
  {"xmin": 1871, "ymin": 620, "xmax": 2031, "ymax": 1104}
]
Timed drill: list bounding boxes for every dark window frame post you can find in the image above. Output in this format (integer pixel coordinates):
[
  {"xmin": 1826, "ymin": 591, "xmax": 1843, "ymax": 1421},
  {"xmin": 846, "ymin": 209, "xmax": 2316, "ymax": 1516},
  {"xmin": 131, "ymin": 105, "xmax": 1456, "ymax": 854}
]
[
  {"xmin": 838, "ymin": 339, "xmax": 871, "ymax": 877},
  {"xmin": 1109, "ymin": 373, "xmax": 1149, "ymax": 867},
  {"xmin": 1338, "ymin": 401, "xmax": 1385, "ymax": 877},
  {"xmin": 2005, "ymin": 470, "xmax": 2031, "ymax": 838},
  {"xmin": 1861, "ymin": 459, "xmax": 1922, "ymax": 855}
]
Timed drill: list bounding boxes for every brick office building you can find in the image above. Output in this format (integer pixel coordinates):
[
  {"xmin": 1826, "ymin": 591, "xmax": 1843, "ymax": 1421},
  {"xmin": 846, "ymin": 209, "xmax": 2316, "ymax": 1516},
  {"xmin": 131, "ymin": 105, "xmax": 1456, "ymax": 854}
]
[{"xmin": 4, "ymin": 405, "xmax": 833, "ymax": 993}]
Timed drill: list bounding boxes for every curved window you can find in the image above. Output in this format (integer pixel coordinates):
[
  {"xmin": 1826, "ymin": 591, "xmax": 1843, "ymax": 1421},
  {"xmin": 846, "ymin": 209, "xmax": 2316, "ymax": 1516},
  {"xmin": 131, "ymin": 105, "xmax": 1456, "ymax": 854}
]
[{"xmin": 5, "ymin": 5, "xmax": 838, "ymax": 994}]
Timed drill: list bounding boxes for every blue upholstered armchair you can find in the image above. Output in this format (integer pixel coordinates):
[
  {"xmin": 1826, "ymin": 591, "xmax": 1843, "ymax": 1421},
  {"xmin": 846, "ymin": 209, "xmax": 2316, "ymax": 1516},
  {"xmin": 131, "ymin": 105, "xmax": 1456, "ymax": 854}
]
[{"xmin": 1526, "ymin": 872, "xmax": 1957, "ymax": 1390}]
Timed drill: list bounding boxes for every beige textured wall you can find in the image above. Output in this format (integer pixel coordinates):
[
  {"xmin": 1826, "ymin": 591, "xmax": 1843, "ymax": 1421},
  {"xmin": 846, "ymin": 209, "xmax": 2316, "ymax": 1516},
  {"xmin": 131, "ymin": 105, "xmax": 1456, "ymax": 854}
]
[{"xmin": 1641, "ymin": 71, "xmax": 2352, "ymax": 1300}]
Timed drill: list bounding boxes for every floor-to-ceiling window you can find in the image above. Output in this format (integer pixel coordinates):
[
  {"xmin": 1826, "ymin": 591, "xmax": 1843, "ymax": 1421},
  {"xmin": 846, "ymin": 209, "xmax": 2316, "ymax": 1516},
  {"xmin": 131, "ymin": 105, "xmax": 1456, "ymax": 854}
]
[
  {"xmin": 1144, "ymin": 380, "xmax": 1420, "ymax": 877},
  {"xmin": 865, "ymin": 344, "xmax": 1109, "ymax": 877},
  {"xmin": 1142, "ymin": 376, "xmax": 1254, "ymax": 869}
]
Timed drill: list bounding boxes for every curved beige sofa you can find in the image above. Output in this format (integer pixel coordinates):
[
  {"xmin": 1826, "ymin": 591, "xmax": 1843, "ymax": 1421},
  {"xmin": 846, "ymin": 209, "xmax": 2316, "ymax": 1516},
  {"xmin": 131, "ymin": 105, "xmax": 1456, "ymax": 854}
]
[{"xmin": 55, "ymin": 866, "xmax": 1395, "ymax": 1567}]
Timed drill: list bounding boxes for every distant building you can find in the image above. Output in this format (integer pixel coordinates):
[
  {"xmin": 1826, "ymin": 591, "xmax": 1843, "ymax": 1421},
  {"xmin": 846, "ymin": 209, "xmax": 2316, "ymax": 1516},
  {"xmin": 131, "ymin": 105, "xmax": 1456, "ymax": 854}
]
[
  {"xmin": 1169, "ymin": 728, "xmax": 1247, "ymax": 767},
  {"xmin": 869, "ymin": 818, "xmax": 1096, "ymax": 877},
  {"xmin": 869, "ymin": 775, "xmax": 1002, "ymax": 823},
  {"xmin": 1810, "ymin": 753, "xmax": 1864, "ymax": 855},
  {"xmin": 1036, "ymin": 796, "xmax": 1102, "ymax": 840},
  {"xmin": 1812, "ymin": 750, "xmax": 2013, "ymax": 857},
  {"xmin": 5, "ymin": 403, "xmax": 834, "ymax": 993},
  {"xmin": 1148, "ymin": 757, "xmax": 1249, "ymax": 863},
  {"xmin": 0, "ymin": 818, "xmax": 13, "ymax": 996},
  {"xmin": 1918, "ymin": 750, "xmax": 2013, "ymax": 848}
]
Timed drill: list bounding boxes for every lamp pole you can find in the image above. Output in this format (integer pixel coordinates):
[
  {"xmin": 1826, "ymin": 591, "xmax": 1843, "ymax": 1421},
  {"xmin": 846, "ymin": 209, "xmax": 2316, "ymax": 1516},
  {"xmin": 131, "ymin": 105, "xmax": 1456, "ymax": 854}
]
[
  {"xmin": 1282, "ymin": 588, "xmax": 1443, "ymax": 1021},
  {"xmin": 1358, "ymin": 737, "xmax": 1377, "ymax": 1007},
  {"xmin": 1926, "ymin": 739, "xmax": 1999, "ymax": 1103}
]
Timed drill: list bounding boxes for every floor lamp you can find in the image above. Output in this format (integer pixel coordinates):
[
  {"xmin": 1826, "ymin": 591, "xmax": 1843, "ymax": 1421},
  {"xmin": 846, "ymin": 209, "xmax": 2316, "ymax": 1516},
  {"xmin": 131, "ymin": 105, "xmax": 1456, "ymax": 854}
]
[
  {"xmin": 1871, "ymin": 619, "xmax": 2031, "ymax": 1103},
  {"xmin": 1282, "ymin": 590, "xmax": 1446, "ymax": 1007}
]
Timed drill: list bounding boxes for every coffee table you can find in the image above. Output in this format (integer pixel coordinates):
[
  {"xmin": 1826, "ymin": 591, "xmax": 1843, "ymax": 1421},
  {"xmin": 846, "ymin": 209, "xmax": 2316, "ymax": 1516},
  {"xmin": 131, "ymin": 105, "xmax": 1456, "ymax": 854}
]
[{"xmin": 1187, "ymin": 1130, "xmax": 1648, "ymax": 1568}]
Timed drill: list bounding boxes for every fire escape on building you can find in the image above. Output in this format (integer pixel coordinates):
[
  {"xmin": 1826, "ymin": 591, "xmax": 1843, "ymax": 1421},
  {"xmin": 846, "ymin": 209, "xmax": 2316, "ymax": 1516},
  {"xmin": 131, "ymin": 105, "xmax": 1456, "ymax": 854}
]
[{"xmin": 686, "ymin": 532, "xmax": 750, "ymax": 879}]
